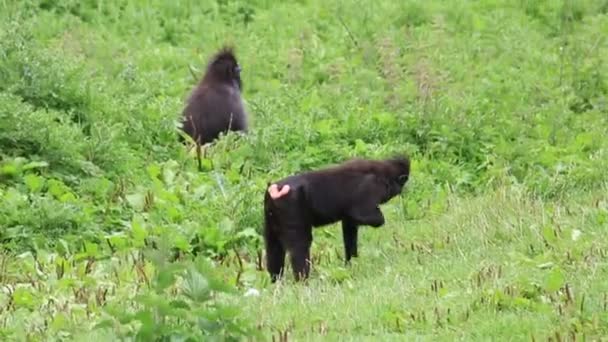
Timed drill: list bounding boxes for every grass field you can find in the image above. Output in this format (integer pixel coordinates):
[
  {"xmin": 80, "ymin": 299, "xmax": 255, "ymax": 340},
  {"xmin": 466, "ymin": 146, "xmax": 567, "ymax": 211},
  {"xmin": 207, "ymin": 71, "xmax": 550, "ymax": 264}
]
[{"xmin": 0, "ymin": 0, "xmax": 607, "ymax": 340}]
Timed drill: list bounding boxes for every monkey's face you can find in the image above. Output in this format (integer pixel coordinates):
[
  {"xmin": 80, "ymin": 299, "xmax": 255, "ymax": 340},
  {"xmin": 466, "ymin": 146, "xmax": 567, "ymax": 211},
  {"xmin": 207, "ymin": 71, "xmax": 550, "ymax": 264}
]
[
  {"xmin": 207, "ymin": 48, "xmax": 243, "ymax": 89},
  {"xmin": 211, "ymin": 57, "xmax": 242, "ymax": 89},
  {"xmin": 232, "ymin": 63, "xmax": 243, "ymax": 89},
  {"xmin": 387, "ymin": 157, "xmax": 411, "ymax": 197}
]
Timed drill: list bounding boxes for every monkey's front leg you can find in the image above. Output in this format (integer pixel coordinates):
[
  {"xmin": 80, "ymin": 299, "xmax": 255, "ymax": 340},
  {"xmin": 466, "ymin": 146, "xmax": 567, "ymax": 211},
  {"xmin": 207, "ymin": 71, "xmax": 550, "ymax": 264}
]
[{"xmin": 342, "ymin": 219, "xmax": 359, "ymax": 264}]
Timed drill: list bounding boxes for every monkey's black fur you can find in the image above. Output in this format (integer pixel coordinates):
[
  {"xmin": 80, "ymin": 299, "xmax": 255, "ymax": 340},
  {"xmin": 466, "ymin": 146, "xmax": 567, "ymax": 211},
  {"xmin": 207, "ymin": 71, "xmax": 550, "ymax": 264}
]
[
  {"xmin": 263, "ymin": 156, "xmax": 411, "ymax": 282},
  {"xmin": 180, "ymin": 47, "xmax": 248, "ymax": 145}
]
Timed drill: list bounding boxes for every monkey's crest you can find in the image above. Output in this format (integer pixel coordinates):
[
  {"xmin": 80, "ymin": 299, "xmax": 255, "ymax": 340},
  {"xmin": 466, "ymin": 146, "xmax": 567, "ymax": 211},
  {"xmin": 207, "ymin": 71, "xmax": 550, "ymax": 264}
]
[
  {"xmin": 204, "ymin": 46, "xmax": 242, "ymax": 88},
  {"xmin": 211, "ymin": 46, "xmax": 237, "ymax": 64}
]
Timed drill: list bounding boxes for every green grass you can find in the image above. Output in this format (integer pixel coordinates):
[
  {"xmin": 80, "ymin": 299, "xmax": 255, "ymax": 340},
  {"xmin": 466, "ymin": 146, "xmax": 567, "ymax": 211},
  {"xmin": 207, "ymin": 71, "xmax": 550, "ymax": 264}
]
[
  {"xmin": 0, "ymin": 0, "xmax": 607, "ymax": 340},
  {"xmin": 243, "ymin": 185, "xmax": 608, "ymax": 340}
]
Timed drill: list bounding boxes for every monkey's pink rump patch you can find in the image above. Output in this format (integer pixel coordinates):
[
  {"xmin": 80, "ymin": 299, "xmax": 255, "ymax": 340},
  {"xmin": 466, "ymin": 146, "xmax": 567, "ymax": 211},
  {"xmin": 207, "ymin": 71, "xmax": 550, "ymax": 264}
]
[{"xmin": 268, "ymin": 184, "xmax": 290, "ymax": 199}]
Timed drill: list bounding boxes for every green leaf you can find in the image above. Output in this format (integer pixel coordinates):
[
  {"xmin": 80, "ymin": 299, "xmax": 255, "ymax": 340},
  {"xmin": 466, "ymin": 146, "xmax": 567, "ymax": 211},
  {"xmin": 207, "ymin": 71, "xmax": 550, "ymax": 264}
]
[
  {"xmin": 536, "ymin": 262, "xmax": 554, "ymax": 269},
  {"xmin": 544, "ymin": 267, "xmax": 565, "ymax": 292},
  {"xmin": 172, "ymin": 233, "xmax": 190, "ymax": 251},
  {"xmin": 51, "ymin": 312, "xmax": 69, "ymax": 331},
  {"xmin": 133, "ymin": 310, "xmax": 155, "ymax": 341},
  {"xmin": 131, "ymin": 216, "xmax": 148, "ymax": 244},
  {"xmin": 183, "ymin": 268, "xmax": 210, "ymax": 302},
  {"xmin": 147, "ymin": 163, "xmax": 161, "ymax": 179},
  {"xmin": 93, "ymin": 319, "xmax": 115, "ymax": 330},
  {"xmin": 219, "ymin": 217, "xmax": 235, "ymax": 234},
  {"xmin": 59, "ymin": 192, "xmax": 77, "ymax": 203},
  {"xmin": 170, "ymin": 300, "xmax": 191, "ymax": 310},
  {"xmin": 105, "ymin": 232, "xmax": 128, "ymax": 251},
  {"xmin": 199, "ymin": 158, "xmax": 213, "ymax": 171},
  {"xmin": 47, "ymin": 179, "xmax": 66, "ymax": 198},
  {"xmin": 84, "ymin": 241, "xmax": 99, "ymax": 257},
  {"xmin": 541, "ymin": 225, "xmax": 557, "ymax": 244},
  {"xmin": 0, "ymin": 162, "xmax": 19, "ymax": 176},
  {"xmin": 23, "ymin": 174, "xmax": 45, "ymax": 192},
  {"xmin": 22, "ymin": 161, "xmax": 49, "ymax": 170},
  {"xmin": 12, "ymin": 288, "xmax": 36, "ymax": 310},
  {"xmin": 155, "ymin": 266, "xmax": 179, "ymax": 292},
  {"xmin": 353, "ymin": 139, "xmax": 368, "ymax": 154},
  {"xmin": 236, "ymin": 228, "xmax": 259, "ymax": 240},
  {"xmin": 162, "ymin": 161, "xmax": 178, "ymax": 185},
  {"xmin": 313, "ymin": 119, "xmax": 335, "ymax": 136},
  {"xmin": 126, "ymin": 192, "xmax": 145, "ymax": 211}
]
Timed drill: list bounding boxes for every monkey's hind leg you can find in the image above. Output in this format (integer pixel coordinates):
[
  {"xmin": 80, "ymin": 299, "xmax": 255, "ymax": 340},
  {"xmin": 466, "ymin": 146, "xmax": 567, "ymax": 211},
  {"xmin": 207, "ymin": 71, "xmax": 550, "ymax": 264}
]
[{"xmin": 264, "ymin": 224, "xmax": 286, "ymax": 283}]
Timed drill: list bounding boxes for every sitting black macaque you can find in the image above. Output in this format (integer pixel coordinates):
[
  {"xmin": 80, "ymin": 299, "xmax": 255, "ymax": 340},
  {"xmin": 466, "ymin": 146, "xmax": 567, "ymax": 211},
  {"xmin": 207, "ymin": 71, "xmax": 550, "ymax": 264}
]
[
  {"xmin": 180, "ymin": 46, "xmax": 248, "ymax": 145},
  {"xmin": 263, "ymin": 156, "xmax": 411, "ymax": 282}
]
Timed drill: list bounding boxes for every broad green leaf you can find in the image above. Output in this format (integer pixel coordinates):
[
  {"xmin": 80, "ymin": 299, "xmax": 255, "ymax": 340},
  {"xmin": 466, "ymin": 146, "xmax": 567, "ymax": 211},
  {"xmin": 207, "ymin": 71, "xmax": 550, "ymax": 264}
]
[
  {"xmin": 47, "ymin": 179, "xmax": 67, "ymax": 198},
  {"xmin": 12, "ymin": 288, "xmax": 36, "ymax": 309},
  {"xmin": 236, "ymin": 228, "xmax": 259, "ymax": 240},
  {"xmin": 183, "ymin": 268, "xmax": 210, "ymax": 302},
  {"xmin": 22, "ymin": 161, "xmax": 49, "ymax": 170},
  {"xmin": 541, "ymin": 225, "xmax": 557, "ymax": 244},
  {"xmin": 23, "ymin": 174, "xmax": 45, "ymax": 192},
  {"xmin": 0, "ymin": 162, "xmax": 19, "ymax": 176},
  {"xmin": 126, "ymin": 192, "xmax": 145, "ymax": 211},
  {"xmin": 51, "ymin": 312, "xmax": 69, "ymax": 331},
  {"xmin": 93, "ymin": 319, "xmax": 115, "ymax": 330},
  {"xmin": 133, "ymin": 310, "xmax": 155, "ymax": 341},
  {"xmin": 172, "ymin": 234, "xmax": 190, "ymax": 251},
  {"xmin": 544, "ymin": 267, "xmax": 565, "ymax": 292},
  {"xmin": 170, "ymin": 300, "xmax": 191, "ymax": 310},
  {"xmin": 84, "ymin": 241, "xmax": 99, "ymax": 257},
  {"xmin": 162, "ymin": 161, "xmax": 178, "ymax": 185},
  {"xmin": 106, "ymin": 232, "xmax": 128, "ymax": 251},
  {"xmin": 147, "ymin": 163, "xmax": 161, "ymax": 179},
  {"xmin": 131, "ymin": 216, "xmax": 148, "ymax": 243},
  {"xmin": 155, "ymin": 266, "xmax": 179, "ymax": 292},
  {"xmin": 59, "ymin": 192, "xmax": 77, "ymax": 203}
]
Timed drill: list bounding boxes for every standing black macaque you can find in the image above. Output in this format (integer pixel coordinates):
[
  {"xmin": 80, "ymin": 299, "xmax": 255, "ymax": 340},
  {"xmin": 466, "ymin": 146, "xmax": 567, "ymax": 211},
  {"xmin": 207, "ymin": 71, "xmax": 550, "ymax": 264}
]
[
  {"xmin": 180, "ymin": 47, "xmax": 248, "ymax": 145},
  {"xmin": 263, "ymin": 156, "xmax": 411, "ymax": 282}
]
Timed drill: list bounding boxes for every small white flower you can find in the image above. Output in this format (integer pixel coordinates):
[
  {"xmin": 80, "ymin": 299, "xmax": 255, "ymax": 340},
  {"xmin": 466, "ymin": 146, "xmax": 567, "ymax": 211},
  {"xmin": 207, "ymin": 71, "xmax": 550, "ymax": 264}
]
[
  {"xmin": 571, "ymin": 229, "xmax": 582, "ymax": 241},
  {"xmin": 244, "ymin": 288, "xmax": 260, "ymax": 297}
]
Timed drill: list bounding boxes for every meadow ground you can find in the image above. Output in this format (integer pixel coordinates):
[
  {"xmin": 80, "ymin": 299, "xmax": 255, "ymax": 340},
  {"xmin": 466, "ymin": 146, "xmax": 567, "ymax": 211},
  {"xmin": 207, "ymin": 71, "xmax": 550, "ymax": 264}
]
[
  {"xmin": 242, "ymin": 186, "xmax": 608, "ymax": 340},
  {"xmin": 0, "ymin": 0, "xmax": 607, "ymax": 340}
]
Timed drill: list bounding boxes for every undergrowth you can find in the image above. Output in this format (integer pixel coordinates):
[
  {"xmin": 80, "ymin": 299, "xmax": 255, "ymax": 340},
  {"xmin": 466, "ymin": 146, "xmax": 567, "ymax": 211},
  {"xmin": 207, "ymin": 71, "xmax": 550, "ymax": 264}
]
[{"xmin": 0, "ymin": 0, "xmax": 606, "ymax": 340}]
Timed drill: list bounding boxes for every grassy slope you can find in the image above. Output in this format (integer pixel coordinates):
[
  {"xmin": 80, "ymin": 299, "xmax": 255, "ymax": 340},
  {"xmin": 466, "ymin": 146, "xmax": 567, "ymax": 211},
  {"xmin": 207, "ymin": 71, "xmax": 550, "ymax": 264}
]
[
  {"xmin": 243, "ymin": 186, "xmax": 608, "ymax": 340},
  {"xmin": 0, "ymin": 0, "xmax": 607, "ymax": 340}
]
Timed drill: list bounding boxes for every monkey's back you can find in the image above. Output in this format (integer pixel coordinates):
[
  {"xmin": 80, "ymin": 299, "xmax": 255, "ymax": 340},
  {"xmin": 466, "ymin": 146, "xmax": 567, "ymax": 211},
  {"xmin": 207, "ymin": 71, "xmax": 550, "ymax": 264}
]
[
  {"xmin": 271, "ymin": 160, "xmax": 390, "ymax": 227},
  {"xmin": 181, "ymin": 83, "xmax": 247, "ymax": 144}
]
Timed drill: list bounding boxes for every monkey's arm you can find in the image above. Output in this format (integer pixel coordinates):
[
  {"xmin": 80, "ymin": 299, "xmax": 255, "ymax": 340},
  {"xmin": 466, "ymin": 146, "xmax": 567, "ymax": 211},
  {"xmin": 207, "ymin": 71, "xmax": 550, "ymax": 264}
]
[{"xmin": 347, "ymin": 205, "xmax": 385, "ymax": 227}]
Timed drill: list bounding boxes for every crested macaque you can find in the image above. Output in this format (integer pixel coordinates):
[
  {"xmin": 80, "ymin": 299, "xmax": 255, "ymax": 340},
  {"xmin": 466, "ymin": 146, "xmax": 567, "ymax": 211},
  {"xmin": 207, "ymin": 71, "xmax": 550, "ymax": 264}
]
[
  {"xmin": 263, "ymin": 156, "xmax": 411, "ymax": 282},
  {"xmin": 180, "ymin": 47, "xmax": 248, "ymax": 145}
]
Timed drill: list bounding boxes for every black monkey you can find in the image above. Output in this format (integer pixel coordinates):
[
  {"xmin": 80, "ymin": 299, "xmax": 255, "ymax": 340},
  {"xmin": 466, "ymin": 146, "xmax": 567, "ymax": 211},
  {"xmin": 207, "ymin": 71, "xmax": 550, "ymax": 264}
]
[
  {"xmin": 180, "ymin": 47, "xmax": 248, "ymax": 145},
  {"xmin": 263, "ymin": 156, "xmax": 411, "ymax": 282}
]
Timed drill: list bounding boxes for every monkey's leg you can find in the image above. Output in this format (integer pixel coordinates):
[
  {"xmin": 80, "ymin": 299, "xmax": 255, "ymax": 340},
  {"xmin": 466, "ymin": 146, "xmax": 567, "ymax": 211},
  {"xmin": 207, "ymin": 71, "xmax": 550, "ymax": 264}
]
[
  {"xmin": 264, "ymin": 223, "xmax": 285, "ymax": 283},
  {"xmin": 196, "ymin": 142, "xmax": 203, "ymax": 171},
  {"xmin": 284, "ymin": 225, "xmax": 313, "ymax": 281},
  {"xmin": 342, "ymin": 219, "xmax": 359, "ymax": 264},
  {"xmin": 348, "ymin": 206, "xmax": 385, "ymax": 228}
]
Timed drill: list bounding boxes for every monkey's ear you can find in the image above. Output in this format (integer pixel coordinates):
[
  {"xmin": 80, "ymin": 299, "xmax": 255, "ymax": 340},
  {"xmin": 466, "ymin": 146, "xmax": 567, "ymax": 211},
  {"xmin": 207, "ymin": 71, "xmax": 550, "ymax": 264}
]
[{"xmin": 397, "ymin": 174, "xmax": 408, "ymax": 185}]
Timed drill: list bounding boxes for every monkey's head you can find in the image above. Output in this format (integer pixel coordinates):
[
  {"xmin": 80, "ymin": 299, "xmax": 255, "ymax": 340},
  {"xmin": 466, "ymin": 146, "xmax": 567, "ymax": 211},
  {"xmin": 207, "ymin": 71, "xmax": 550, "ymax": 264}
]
[
  {"xmin": 206, "ymin": 47, "xmax": 243, "ymax": 89},
  {"xmin": 385, "ymin": 155, "xmax": 411, "ymax": 198}
]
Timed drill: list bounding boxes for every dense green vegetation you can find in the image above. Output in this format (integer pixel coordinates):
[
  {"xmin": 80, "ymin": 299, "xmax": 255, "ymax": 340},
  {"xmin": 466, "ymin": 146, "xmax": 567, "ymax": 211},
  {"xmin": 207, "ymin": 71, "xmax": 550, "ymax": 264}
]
[{"xmin": 0, "ymin": 0, "xmax": 607, "ymax": 340}]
